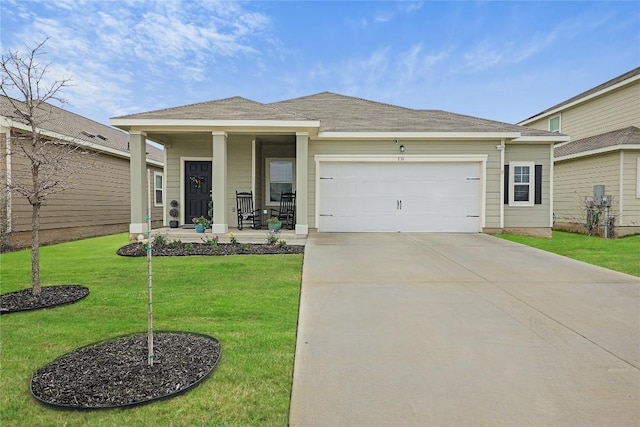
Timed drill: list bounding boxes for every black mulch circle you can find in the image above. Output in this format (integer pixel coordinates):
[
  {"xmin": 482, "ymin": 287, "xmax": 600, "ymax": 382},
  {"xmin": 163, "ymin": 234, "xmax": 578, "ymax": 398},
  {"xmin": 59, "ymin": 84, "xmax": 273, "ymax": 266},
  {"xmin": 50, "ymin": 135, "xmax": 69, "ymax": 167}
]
[
  {"xmin": 31, "ymin": 331, "xmax": 221, "ymax": 409},
  {"xmin": 117, "ymin": 242, "xmax": 304, "ymax": 257},
  {"xmin": 0, "ymin": 285, "xmax": 89, "ymax": 315}
]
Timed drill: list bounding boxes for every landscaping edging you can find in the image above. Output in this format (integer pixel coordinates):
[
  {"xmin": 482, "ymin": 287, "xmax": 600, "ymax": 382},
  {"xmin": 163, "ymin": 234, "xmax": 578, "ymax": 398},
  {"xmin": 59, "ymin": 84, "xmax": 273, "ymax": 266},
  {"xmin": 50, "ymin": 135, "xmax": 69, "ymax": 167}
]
[
  {"xmin": 31, "ymin": 331, "xmax": 221, "ymax": 409},
  {"xmin": 117, "ymin": 242, "xmax": 304, "ymax": 257},
  {"xmin": 0, "ymin": 285, "xmax": 89, "ymax": 315}
]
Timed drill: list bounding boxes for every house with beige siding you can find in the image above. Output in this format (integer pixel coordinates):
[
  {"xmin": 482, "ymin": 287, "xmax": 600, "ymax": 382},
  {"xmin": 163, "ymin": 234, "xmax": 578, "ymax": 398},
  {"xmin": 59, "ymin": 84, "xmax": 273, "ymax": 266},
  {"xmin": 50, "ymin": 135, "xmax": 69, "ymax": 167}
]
[
  {"xmin": 519, "ymin": 67, "xmax": 640, "ymax": 237},
  {"xmin": 110, "ymin": 92, "xmax": 568, "ymax": 238},
  {"xmin": 1, "ymin": 95, "xmax": 164, "ymax": 250}
]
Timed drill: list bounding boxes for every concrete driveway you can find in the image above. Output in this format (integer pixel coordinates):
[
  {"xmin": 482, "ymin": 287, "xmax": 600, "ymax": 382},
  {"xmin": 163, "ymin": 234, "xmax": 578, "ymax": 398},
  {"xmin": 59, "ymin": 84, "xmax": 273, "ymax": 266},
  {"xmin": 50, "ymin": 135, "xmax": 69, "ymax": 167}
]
[{"xmin": 289, "ymin": 233, "xmax": 640, "ymax": 427}]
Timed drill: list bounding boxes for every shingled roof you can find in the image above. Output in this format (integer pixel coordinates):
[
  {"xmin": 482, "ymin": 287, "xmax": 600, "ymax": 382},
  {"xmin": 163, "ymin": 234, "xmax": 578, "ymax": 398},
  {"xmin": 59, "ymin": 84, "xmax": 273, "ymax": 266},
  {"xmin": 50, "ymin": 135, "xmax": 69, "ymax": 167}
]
[
  {"xmin": 114, "ymin": 91, "xmax": 559, "ymax": 137},
  {"xmin": 1, "ymin": 95, "xmax": 163, "ymax": 163},
  {"xmin": 112, "ymin": 96, "xmax": 311, "ymax": 121},
  {"xmin": 272, "ymin": 92, "xmax": 555, "ymax": 135},
  {"xmin": 555, "ymin": 126, "xmax": 640, "ymax": 158}
]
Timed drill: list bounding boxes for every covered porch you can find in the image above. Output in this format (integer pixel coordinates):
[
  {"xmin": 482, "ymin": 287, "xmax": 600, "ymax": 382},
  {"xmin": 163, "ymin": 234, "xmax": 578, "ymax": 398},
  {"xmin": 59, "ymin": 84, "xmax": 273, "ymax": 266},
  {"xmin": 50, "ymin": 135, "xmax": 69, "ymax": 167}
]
[{"xmin": 116, "ymin": 127, "xmax": 317, "ymax": 241}]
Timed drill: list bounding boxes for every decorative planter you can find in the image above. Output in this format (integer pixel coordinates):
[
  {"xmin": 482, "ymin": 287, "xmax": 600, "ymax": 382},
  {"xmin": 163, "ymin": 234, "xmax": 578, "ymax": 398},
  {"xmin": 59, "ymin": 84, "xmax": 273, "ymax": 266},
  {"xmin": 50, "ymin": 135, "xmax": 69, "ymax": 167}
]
[
  {"xmin": 268, "ymin": 221, "xmax": 282, "ymax": 231},
  {"xmin": 195, "ymin": 224, "xmax": 206, "ymax": 233}
]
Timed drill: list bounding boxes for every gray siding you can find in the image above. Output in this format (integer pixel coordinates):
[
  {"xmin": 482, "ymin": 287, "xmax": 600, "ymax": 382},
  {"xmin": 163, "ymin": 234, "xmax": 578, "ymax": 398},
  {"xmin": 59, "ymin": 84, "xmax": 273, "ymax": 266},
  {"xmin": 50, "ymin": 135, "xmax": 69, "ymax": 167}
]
[
  {"xmin": 504, "ymin": 144, "xmax": 552, "ymax": 228},
  {"xmin": 554, "ymin": 152, "xmax": 619, "ymax": 226},
  {"xmin": 621, "ymin": 152, "xmax": 640, "ymax": 228},
  {"xmin": 526, "ymin": 81, "xmax": 640, "ymax": 140},
  {"xmin": 1, "ymin": 133, "xmax": 162, "ymax": 250}
]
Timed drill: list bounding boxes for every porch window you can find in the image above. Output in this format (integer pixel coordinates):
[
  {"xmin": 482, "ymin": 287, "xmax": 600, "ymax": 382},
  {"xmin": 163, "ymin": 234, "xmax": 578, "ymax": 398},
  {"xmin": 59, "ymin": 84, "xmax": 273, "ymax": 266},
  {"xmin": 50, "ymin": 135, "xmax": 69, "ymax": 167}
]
[
  {"xmin": 266, "ymin": 158, "xmax": 295, "ymax": 205},
  {"xmin": 154, "ymin": 171, "xmax": 164, "ymax": 207},
  {"xmin": 508, "ymin": 162, "xmax": 534, "ymax": 206}
]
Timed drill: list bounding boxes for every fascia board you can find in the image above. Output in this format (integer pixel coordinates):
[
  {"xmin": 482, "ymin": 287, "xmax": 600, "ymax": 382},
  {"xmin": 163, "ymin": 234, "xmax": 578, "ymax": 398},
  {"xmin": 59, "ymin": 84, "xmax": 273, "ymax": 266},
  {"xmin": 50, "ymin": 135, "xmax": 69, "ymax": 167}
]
[
  {"xmin": 2, "ymin": 115, "xmax": 162, "ymax": 166},
  {"xmin": 314, "ymin": 154, "xmax": 489, "ymax": 162},
  {"xmin": 110, "ymin": 118, "xmax": 321, "ymax": 129},
  {"xmin": 555, "ymin": 144, "xmax": 640, "ymax": 162},
  {"xmin": 518, "ymin": 74, "xmax": 640, "ymax": 126},
  {"xmin": 316, "ymin": 131, "xmax": 521, "ymax": 140},
  {"xmin": 511, "ymin": 135, "xmax": 570, "ymax": 143}
]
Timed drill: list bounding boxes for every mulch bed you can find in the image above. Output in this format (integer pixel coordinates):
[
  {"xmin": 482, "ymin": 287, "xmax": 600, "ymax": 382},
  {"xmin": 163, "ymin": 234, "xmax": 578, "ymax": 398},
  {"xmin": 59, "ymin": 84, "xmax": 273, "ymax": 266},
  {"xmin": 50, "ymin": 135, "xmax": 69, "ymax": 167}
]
[
  {"xmin": 31, "ymin": 331, "xmax": 221, "ymax": 409},
  {"xmin": 0, "ymin": 285, "xmax": 89, "ymax": 315},
  {"xmin": 117, "ymin": 242, "xmax": 304, "ymax": 257}
]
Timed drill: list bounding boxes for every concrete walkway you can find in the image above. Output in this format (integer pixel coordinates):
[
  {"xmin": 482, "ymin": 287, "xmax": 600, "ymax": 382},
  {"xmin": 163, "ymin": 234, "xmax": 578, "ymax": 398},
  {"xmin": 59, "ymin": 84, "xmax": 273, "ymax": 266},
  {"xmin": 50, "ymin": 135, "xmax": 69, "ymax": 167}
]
[{"xmin": 289, "ymin": 233, "xmax": 640, "ymax": 427}]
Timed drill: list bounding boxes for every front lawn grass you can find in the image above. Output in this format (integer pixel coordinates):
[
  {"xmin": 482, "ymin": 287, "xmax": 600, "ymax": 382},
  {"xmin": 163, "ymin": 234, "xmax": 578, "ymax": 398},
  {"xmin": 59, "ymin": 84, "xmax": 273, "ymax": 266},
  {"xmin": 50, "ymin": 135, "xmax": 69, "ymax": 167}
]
[
  {"xmin": 497, "ymin": 231, "xmax": 639, "ymax": 277},
  {"xmin": 0, "ymin": 233, "xmax": 302, "ymax": 426}
]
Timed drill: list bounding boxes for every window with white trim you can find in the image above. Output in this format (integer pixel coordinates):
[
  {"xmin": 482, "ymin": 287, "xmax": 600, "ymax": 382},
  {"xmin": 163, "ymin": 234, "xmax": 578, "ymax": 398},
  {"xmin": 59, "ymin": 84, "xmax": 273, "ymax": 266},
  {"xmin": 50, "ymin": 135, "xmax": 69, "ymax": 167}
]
[
  {"xmin": 549, "ymin": 115, "xmax": 561, "ymax": 133},
  {"xmin": 154, "ymin": 171, "xmax": 164, "ymax": 207},
  {"xmin": 509, "ymin": 162, "xmax": 535, "ymax": 206},
  {"xmin": 266, "ymin": 158, "xmax": 295, "ymax": 206}
]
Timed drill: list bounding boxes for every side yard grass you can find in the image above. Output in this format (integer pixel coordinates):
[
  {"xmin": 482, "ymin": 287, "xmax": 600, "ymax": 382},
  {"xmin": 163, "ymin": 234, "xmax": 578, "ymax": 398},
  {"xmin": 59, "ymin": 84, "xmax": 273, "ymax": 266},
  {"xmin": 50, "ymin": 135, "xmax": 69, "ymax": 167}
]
[
  {"xmin": 0, "ymin": 233, "xmax": 302, "ymax": 427},
  {"xmin": 497, "ymin": 231, "xmax": 640, "ymax": 277}
]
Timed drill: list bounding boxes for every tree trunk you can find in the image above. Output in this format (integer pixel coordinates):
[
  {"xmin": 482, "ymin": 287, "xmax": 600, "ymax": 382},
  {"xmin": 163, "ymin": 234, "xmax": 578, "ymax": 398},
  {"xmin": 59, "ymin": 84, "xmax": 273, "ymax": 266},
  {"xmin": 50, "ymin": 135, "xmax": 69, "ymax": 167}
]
[{"xmin": 31, "ymin": 199, "xmax": 41, "ymax": 298}]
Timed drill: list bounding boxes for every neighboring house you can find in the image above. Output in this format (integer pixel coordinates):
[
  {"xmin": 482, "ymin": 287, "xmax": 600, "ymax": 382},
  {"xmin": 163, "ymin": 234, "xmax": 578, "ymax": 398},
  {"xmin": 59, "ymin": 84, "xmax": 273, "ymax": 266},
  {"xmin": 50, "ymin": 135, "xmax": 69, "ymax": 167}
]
[
  {"xmin": 110, "ymin": 92, "xmax": 568, "ymax": 239},
  {"xmin": 0, "ymin": 95, "xmax": 164, "ymax": 250},
  {"xmin": 519, "ymin": 68, "xmax": 640, "ymax": 237}
]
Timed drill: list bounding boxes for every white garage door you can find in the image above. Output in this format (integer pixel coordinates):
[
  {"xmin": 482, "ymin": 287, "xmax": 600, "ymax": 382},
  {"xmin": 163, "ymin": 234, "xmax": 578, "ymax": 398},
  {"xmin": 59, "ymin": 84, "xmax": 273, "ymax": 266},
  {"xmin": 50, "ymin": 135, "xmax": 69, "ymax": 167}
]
[{"xmin": 318, "ymin": 161, "xmax": 482, "ymax": 232}]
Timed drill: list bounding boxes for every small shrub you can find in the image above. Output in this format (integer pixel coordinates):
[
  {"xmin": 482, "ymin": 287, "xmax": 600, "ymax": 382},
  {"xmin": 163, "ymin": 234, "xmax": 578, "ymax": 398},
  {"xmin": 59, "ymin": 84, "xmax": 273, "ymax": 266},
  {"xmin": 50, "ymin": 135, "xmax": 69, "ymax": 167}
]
[
  {"xmin": 266, "ymin": 230, "xmax": 279, "ymax": 245},
  {"xmin": 152, "ymin": 233, "xmax": 168, "ymax": 247},
  {"xmin": 168, "ymin": 239, "xmax": 183, "ymax": 249},
  {"xmin": 229, "ymin": 232, "xmax": 238, "ymax": 244},
  {"xmin": 277, "ymin": 239, "xmax": 287, "ymax": 249},
  {"xmin": 205, "ymin": 235, "xmax": 219, "ymax": 248},
  {"xmin": 241, "ymin": 243, "xmax": 249, "ymax": 251},
  {"xmin": 184, "ymin": 243, "xmax": 194, "ymax": 252}
]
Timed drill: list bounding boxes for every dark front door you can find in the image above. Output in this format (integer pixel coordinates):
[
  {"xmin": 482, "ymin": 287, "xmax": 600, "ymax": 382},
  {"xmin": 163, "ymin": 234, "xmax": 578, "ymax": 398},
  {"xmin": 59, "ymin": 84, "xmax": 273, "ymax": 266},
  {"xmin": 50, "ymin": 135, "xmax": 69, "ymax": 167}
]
[{"xmin": 185, "ymin": 161, "xmax": 212, "ymax": 225}]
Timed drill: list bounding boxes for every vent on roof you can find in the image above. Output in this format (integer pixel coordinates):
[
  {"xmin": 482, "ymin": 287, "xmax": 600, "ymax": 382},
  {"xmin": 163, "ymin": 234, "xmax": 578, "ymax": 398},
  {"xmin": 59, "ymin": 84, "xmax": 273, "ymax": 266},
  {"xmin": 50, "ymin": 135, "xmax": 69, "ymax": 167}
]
[
  {"xmin": 96, "ymin": 134, "xmax": 108, "ymax": 140},
  {"xmin": 81, "ymin": 131, "xmax": 96, "ymax": 138}
]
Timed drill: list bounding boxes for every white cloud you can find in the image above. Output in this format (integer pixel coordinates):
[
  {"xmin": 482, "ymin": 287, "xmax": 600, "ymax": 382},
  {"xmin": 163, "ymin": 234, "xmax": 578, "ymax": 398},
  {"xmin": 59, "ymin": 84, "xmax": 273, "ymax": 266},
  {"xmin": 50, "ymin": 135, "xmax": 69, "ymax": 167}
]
[{"xmin": 2, "ymin": 0, "xmax": 275, "ymax": 121}]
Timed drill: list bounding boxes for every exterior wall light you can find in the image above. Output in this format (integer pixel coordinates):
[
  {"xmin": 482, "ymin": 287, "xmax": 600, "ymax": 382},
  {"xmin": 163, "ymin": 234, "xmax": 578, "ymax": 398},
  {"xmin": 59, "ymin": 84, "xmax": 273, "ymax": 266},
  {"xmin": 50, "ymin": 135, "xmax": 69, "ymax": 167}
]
[{"xmin": 399, "ymin": 144, "xmax": 405, "ymax": 153}]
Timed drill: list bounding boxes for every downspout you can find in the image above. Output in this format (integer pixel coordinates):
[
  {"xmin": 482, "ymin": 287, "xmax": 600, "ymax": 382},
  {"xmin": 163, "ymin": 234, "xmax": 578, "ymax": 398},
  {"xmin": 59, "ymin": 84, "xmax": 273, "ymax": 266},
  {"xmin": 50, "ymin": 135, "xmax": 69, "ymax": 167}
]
[
  {"xmin": 550, "ymin": 143, "xmax": 555, "ymax": 229},
  {"xmin": 619, "ymin": 151, "xmax": 624, "ymax": 227},
  {"xmin": 499, "ymin": 139, "xmax": 505, "ymax": 229},
  {"xmin": 3, "ymin": 126, "xmax": 12, "ymax": 234}
]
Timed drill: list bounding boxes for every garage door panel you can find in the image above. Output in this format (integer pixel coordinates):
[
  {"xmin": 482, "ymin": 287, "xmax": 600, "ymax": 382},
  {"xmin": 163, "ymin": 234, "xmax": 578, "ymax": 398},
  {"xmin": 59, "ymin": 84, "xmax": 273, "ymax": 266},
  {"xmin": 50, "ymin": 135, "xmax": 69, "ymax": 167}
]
[{"xmin": 318, "ymin": 161, "xmax": 481, "ymax": 233}]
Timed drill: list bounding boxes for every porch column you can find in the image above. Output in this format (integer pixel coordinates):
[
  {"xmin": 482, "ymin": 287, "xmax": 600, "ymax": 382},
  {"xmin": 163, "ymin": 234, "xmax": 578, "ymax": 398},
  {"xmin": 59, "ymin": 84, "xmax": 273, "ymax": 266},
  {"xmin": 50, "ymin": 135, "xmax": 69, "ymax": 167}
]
[
  {"xmin": 129, "ymin": 131, "xmax": 148, "ymax": 238},
  {"xmin": 295, "ymin": 132, "xmax": 309, "ymax": 234},
  {"xmin": 212, "ymin": 131, "xmax": 228, "ymax": 233}
]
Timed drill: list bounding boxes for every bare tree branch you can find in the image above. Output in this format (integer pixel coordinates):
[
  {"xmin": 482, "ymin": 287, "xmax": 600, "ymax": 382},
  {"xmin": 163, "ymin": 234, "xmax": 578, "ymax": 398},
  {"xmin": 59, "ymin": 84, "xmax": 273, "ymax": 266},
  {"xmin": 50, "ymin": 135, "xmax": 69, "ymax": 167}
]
[{"xmin": 1, "ymin": 39, "xmax": 93, "ymax": 296}]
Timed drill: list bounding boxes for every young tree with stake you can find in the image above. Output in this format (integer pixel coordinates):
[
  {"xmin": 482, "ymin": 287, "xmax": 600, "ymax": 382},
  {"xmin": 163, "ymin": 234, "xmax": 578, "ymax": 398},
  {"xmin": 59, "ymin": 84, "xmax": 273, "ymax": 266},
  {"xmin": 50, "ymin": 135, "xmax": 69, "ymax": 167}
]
[{"xmin": 1, "ymin": 39, "xmax": 90, "ymax": 297}]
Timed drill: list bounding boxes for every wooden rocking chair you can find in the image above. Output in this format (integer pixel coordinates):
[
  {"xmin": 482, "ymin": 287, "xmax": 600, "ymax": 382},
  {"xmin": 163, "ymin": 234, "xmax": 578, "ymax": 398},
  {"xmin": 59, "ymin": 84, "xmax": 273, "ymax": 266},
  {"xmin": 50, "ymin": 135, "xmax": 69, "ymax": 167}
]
[
  {"xmin": 270, "ymin": 192, "xmax": 296, "ymax": 230},
  {"xmin": 236, "ymin": 191, "xmax": 261, "ymax": 230}
]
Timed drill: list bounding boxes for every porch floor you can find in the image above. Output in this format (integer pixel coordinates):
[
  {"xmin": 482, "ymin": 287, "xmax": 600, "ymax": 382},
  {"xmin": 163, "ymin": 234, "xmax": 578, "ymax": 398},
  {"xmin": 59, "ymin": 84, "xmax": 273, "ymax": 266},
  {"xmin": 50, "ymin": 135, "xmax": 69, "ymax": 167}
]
[{"xmin": 152, "ymin": 226, "xmax": 307, "ymax": 245}]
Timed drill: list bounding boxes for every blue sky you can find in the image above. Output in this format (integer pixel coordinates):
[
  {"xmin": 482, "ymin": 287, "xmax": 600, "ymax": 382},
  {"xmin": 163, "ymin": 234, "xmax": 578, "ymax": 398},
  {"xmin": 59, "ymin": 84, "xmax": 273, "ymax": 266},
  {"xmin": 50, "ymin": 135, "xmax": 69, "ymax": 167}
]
[{"xmin": 1, "ymin": 1, "xmax": 638, "ymax": 126}]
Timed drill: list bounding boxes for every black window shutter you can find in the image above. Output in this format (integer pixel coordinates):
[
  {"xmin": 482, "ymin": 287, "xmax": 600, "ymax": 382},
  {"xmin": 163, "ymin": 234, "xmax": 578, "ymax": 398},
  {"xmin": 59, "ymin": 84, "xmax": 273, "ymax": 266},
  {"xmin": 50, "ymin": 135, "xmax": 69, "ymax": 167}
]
[
  {"xmin": 503, "ymin": 164, "xmax": 509, "ymax": 204},
  {"xmin": 535, "ymin": 165, "xmax": 542, "ymax": 204}
]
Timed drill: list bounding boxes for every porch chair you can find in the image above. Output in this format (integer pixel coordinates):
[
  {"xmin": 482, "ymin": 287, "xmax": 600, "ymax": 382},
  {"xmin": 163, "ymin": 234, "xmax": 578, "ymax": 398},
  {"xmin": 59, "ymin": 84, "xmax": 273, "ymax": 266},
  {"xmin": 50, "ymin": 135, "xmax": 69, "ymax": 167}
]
[
  {"xmin": 270, "ymin": 192, "xmax": 296, "ymax": 230},
  {"xmin": 236, "ymin": 191, "xmax": 261, "ymax": 230}
]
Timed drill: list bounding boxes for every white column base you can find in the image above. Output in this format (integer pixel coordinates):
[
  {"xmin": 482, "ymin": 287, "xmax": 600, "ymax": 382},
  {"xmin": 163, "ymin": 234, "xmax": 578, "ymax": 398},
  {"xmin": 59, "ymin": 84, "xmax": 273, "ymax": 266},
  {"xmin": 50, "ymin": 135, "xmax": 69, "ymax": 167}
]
[
  {"xmin": 129, "ymin": 223, "xmax": 149, "ymax": 234},
  {"xmin": 295, "ymin": 224, "xmax": 309, "ymax": 235},
  {"xmin": 212, "ymin": 223, "xmax": 229, "ymax": 234}
]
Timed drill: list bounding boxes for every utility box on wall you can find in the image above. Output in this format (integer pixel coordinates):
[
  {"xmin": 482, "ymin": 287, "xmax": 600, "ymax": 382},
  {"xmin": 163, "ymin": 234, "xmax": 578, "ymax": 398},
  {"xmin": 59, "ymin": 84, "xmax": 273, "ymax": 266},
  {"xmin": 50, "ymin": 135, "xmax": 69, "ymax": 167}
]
[{"xmin": 593, "ymin": 185, "xmax": 605, "ymax": 206}]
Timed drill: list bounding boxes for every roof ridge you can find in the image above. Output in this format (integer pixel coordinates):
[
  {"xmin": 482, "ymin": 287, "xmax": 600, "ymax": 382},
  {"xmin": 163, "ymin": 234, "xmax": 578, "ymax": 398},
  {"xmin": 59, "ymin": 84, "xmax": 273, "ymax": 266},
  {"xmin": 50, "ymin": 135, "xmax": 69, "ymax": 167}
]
[{"xmin": 271, "ymin": 91, "xmax": 416, "ymax": 111}]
